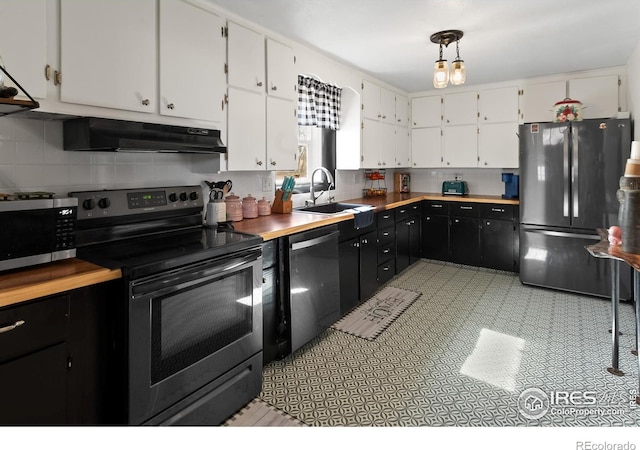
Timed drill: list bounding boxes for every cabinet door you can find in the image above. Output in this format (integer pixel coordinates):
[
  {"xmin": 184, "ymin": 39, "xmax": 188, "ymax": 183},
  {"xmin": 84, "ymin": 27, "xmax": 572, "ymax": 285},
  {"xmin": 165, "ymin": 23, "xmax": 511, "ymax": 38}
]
[
  {"xmin": 442, "ymin": 125, "xmax": 477, "ymax": 167},
  {"xmin": 520, "ymin": 81, "xmax": 566, "ymax": 123},
  {"xmin": 481, "ymin": 219, "xmax": 515, "ymax": 271},
  {"xmin": 395, "ymin": 94, "xmax": 409, "ymax": 127},
  {"xmin": 266, "ymin": 39, "xmax": 296, "ymax": 101},
  {"xmin": 266, "ymin": 97, "xmax": 297, "ymax": 170},
  {"xmin": 568, "ymin": 75, "xmax": 619, "ymax": 119},
  {"xmin": 450, "ymin": 217, "xmax": 481, "ymax": 266},
  {"xmin": 443, "ymin": 91, "xmax": 477, "ymax": 126},
  {"xmin": 478, "ymin": 122, "xmax": 519, "ymax": 168},
  {"xmin": 0, "ymin": 0, "xmax": 47, "ymax": 100},
  {"xmin": 396, "ymin": 219, "xmax": 410, "ymax": 273},
  {"xmin": 411, "ymin": 95, "xmax": 441, "ymax": 128},
  {"xmin": 395, "ymin": 126, "xmax": 411, "ymax": 168},
  {"xmin": 60, "ymin": 0, "xmax": 156, "ymax": 112},
  {"xmin": 361, "ymin": 118, "xmax": 380, "ymax": 168},
  {"xmin": 360, "ymin": 231, "xmax": 378, "ymax": 301},
  {"xmin": 379, "ymin": 87, "xmax": 396, "ymax": 124},
  {"xmin": 362, "ymin": 80, "xmax": 380, "ymax": 120},
  {"xmin": 339, "ymin": 239, "xmax": 360, "ymax": 315},
  {"xmin": 159, "ymin": 0, "xmax": 225, "ymax": 121},
  {"xmin": 422, "ymin": 214, "xmax": 449, "ymax": 261},
  {"xmin": 411, "ymin": 127, "xmax": 442, "ymax": 168},
  {"xmin": 379, "ymin": 122, "xmax": 395, "ymax": 167},
  {"xmin": 409, "ymin": 215, "xmax": 421, "ymax": 265},
  {"xmin": 478, "ymin": 86, "xmax": 519, "ymax": 124},
  {"xmin": 0, "ymin": 343, "xmax": 68, "ymax": 424},
  {"xmin": 227, "ymin": 21, "xmax": 265, "ymax": 93},
  {"xmin": 227, "ymin": 87, "xmax": 266, "ymax": 171}
]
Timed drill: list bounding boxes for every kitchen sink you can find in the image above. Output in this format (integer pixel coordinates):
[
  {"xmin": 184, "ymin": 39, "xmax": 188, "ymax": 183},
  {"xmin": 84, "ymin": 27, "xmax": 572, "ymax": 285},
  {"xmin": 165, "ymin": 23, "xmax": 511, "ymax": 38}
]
[{"xmin": 295, "ymin": 202, "xmax": 371, "ymax": 215}]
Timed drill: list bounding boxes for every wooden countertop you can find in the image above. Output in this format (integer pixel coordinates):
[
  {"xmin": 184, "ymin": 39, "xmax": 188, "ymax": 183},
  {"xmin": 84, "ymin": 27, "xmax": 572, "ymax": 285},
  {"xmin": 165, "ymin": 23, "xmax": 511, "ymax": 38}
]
[
  {"xmin": 0, "ymin": 192, "xmax": 517, "ymax": 307},
  {"xmin": 233, "ymin": 191, "xmax": 519, "ymax": 240},
  {"xmin": 0, "ymin": 259, "xmax": 122, "ymax": 309}
]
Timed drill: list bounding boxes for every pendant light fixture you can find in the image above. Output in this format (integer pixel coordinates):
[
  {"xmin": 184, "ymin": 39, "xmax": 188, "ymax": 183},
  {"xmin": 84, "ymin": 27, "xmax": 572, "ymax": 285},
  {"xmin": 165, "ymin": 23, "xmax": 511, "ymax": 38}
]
[{"xmin": 430, "ymin": 30, "xmax": 464, "ymax": 89}]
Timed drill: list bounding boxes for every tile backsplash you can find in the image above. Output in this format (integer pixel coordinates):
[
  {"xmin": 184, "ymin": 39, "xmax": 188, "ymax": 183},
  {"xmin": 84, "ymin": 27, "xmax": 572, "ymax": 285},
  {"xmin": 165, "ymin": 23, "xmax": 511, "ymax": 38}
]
[{"xmin": 0, "ymin": 117, "xmax": 514, "ymax": 202}]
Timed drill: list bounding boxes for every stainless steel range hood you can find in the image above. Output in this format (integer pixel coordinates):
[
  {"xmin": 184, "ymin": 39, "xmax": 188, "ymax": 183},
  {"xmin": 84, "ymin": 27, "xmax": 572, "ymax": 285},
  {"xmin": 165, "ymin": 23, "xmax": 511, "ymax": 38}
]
[{"xmin": 63, "ymin": 117, "xmax": 227, "ymax": 153}]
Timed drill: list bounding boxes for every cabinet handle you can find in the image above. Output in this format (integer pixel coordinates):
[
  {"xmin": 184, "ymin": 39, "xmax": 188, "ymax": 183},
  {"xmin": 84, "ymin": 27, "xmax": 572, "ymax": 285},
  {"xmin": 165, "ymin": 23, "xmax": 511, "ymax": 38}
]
[
  {"xmin": 141, "ymin": 99, "xmax": 150, "ymax": 106},
  {"xmin": 362, "ymin": 238, "xmax": 368, "ymax": 244},
  {"xmin": 383, "ymin": 266, "xmax": 390, "ymax": 271},
  {"xmin": 271, "ymin": 85, "xmax": 278, "ymax": 91},
  {"xmin": 167, "ymin": 103, "xmax": 175, "ymax": 110},
  {"xmin": 54, "ymin": 70, "xmax": 62, "ymax": 86},
  {"xmin": 382, "ymin": 115, "xmax": 386, "ymax": 119},
  {"xmin": 383, "ymin": 232, "xmax": 390, "ymax": 237},
  {"xmin": 262, "ymin": 277, "xmax": 267, "ymax": 284},
  {"xmin": 491, "ymin": 208, "xmax": 504, "ymax": 213},
  {"xmin": 270, "ymin": 160, "xmax": 277, "ymax": 166},
  {"xmin": 0, "ymin": 320, "xmax": 25, "ymax": 334},
  {"xmin": 257, "ymin": 81, "xmax": 263, "ymax": 87},
  {"xmin": 44, "ymin": 64, "xmax": 51, "ymax": 81},
  {"xmin": 460, "ymin": 206, "xmax": 473, "ymax": 210},
  {"xmin": 399, "ymin": 209, "xmax": 406, "ymax": 214},
  {"xmin": 256, "ymin": 160, "xmax": 263, "ymax": 166},
  {"xmin": 383, "ymin": 248, "xmax": 390, "ymax": 254},
  {"xmin": 353, "ymin": 242, "xmax": 360, "ymax": 248}
]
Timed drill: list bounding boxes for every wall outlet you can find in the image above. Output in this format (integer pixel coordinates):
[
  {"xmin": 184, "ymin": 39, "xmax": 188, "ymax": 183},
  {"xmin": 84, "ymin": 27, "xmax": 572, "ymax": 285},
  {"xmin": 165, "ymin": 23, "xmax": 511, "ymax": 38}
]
[{"xmin": 261, "ymin": 175, "xmax": 273, "ymax": 192}]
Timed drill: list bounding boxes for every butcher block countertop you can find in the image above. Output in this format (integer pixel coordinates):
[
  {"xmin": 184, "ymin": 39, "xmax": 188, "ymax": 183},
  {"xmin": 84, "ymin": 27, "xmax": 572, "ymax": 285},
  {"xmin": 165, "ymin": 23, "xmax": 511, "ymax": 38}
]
[
  {"xmin": 233, "ymin": 191, "xmax": 518, "ymax": 240},
  {"xmin": 0, "ymin": 259, "xmax": 122, "ymax": 309},
  {"xmin": 0, "ymin": 192, "xmax": 516, "ymax": 307}
]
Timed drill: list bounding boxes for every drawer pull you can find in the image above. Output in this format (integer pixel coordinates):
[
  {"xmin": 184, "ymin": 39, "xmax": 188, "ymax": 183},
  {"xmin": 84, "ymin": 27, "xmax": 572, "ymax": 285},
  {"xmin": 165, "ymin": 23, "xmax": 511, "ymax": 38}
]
[
  {"xmin": 460, "ymin": 206, "xmax": 473, "ymax": 210},
  {"xmin": 383, "ymin": 249, "xmax": 390, "ymax": 254},
  {"xmin": 491, "ymin": 208, "xmax": 505, "ymax": 212},
  {"xmin": 0, "ymin": 320, "xmax": 25, "ymax": 334},
  {"xmin": 383, "ymin": 267, "xmax": 390, "ymax": 271},
  {"xmin": 432, "ymin": 204, "xmax": 443, "ymax": 208}
]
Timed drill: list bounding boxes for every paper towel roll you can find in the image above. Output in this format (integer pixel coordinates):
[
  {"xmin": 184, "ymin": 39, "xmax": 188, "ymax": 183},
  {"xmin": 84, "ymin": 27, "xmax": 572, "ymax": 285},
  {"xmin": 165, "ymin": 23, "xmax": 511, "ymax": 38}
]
[{"xmin": 631, "ymin": 141, "xmax": 640, "ymax": 159}]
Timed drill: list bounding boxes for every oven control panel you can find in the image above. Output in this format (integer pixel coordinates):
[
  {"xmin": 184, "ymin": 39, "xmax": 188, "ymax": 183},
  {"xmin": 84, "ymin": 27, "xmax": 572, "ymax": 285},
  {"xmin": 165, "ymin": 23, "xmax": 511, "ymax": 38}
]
[{"xmin": 69, "ymin": 186, "xmax": 204, "ymax": 220}]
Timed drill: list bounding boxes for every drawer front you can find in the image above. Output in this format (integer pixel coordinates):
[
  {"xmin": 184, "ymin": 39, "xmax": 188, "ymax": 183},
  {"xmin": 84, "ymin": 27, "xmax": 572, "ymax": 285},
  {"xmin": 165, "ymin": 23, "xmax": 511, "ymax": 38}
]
[
  {"xmin": 481, "ymin": 204, "xmax": 514, "ymax": 221},
  {"xmin": 376, "ymin": 210, "xmax": 395, "ymax": 228},
  {"xmin": 396, "ymin": 203, "xmax": 420, "ymax": 222},
  {"xmin": 0, "ymin": 294, "xmax": 69, "ymax": 363},
  {"xmin": 450, "ymin": 202, "xmax": 480, "ymax": 218},
  {"xmin": 423, "ymin": 200, "xmax": 449, "ymax": 215},
  {"xmin": 377, "ymin": 226, "xmax": 395, "ymax": 246},
  {"xmin": 377, "ymin": 260, "xmax": 396, "ymax": 285},
  {"xmin": 378, "ymin": 242, "xmax": 395, "ymax": 263}
]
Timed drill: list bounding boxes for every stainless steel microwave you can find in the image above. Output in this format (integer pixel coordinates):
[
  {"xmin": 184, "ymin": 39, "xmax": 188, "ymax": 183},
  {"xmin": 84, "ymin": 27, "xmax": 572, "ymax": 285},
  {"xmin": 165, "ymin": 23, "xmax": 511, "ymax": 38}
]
[{"xmin": 0, "ymin": 198, "xmax": 77, "ymax": 272}]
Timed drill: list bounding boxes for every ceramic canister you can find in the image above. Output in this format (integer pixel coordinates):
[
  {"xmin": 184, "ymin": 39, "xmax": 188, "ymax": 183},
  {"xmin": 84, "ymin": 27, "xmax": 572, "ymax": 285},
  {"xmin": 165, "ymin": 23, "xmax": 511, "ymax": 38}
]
[
  {"xmin": 225, "ymin": 192, "xmax": 243, "ymax": 221},
  {"xmin": 257, "ymin": 197, "xmax": 272, "ymax": 216},
  {"xmin": 242, "ymin": 194, "xmax": 259, "ymax": 219},
  {"xmin": 205, "ymin": 199, "xmax": 226, "ymax": 226}
]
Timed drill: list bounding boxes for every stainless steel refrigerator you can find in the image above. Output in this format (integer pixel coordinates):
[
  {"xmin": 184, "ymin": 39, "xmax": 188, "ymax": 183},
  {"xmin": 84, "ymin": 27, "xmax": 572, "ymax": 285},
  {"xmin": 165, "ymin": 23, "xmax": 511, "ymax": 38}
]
[{"xmin": 519, "ymin": 118, "xmax": 632, "ymax": 300}]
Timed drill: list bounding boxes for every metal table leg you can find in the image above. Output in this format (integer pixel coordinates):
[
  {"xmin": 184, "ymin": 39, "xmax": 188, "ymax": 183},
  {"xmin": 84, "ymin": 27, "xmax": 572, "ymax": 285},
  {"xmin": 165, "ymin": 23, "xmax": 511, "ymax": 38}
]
[
  {"xmin": 634, "ymin": 270, "xmax": 640, "ymax": 405},
  {"xmin": 607, "ymin": 259, "xmax": 624, "ymax": 376}
]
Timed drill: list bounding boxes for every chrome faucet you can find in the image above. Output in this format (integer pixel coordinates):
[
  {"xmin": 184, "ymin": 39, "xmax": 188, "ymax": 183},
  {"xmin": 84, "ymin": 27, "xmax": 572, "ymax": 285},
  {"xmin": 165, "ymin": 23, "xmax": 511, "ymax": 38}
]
[{"xmin": 307, "ymin": 166, "xmax": 334, "ymax": 206}]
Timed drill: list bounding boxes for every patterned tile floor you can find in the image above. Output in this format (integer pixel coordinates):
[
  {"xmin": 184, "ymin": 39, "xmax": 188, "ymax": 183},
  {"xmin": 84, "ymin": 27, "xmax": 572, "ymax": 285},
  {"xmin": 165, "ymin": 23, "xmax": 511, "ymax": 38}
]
[{"xmin": 257, "ymin": 260, "xmax": 640, "ymax": 426}]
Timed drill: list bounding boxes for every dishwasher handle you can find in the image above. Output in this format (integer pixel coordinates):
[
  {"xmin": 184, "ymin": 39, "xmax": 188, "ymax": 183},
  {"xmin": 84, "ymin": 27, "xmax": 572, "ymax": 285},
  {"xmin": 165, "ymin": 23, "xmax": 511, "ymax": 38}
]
[{"xmin": 291, "ymin": 231, "xmax": 339, "ymax": 251}]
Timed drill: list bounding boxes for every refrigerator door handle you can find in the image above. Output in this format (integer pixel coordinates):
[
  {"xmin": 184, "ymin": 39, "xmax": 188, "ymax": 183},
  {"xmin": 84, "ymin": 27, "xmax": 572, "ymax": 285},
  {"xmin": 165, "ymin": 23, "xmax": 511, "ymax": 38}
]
[
  {"xmin": 572, "ymin": 127, "xmax": 579, "ymax": 218},
  {"xmin": 563, "ymin": 127, "xmax": 570, "ymax": 217},
  {"xmin": 525, "ymin": 228, "xmax": 600, "ymax": 241}
]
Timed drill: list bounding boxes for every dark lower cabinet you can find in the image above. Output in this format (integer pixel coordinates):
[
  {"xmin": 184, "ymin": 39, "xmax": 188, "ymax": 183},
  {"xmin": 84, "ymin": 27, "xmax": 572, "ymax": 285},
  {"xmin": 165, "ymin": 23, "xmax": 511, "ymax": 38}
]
[
  {"xmin": 422, "ymin": 214, "xmax": 449, "ymax": 260},
  {"xmin": 450, "ymin": 216, "xmax": 481, "ymax": 266},
  {"xmin": 481, "ymin": 218, "xmax": 515, "ymax": 271},
  {"xmin": 338, "ymin": 221, "xmax": 377, "ymax": 315},
  {"xmin": 396, "ymin": 216, "xmax": 421, "ymax": 272}
]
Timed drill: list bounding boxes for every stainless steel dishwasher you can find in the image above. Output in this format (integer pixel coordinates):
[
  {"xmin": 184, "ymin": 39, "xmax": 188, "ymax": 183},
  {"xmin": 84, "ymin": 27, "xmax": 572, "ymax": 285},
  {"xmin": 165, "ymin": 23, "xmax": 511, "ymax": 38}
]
[{"xmin": 286, "ymin": 224, "xmax": 341, "ymax": 354}]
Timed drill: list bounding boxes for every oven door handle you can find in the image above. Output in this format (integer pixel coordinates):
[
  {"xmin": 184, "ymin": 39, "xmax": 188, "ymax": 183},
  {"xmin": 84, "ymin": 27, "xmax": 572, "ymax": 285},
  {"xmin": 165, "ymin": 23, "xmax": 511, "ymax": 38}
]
[{"xmin": 131, "ymin": 250, "xmax": 260, "ymax": 299}]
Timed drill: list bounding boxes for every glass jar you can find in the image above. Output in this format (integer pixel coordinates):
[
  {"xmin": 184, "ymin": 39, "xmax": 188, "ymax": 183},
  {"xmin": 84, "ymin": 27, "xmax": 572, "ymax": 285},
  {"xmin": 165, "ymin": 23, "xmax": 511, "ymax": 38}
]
[
  {"xmin": 224, "ymin": 192, "xmax": 243, "ymax": 222},
  {"xmin": 242, "ymin": 194, "xmax": 258, "ymax": 219}
]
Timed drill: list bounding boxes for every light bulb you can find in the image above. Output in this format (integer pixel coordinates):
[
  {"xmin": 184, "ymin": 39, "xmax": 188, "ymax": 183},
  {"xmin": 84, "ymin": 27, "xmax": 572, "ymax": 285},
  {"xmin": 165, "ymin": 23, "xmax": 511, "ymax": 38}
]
[{"xmin": 433, "ymin": 60, "xmax": 449, "ymax": 89}]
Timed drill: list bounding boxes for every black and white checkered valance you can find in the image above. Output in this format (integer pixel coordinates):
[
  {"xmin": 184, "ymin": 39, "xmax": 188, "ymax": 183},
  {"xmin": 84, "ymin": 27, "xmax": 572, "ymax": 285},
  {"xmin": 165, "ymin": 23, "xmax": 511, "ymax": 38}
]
[{"xmin": 297, "ymin": 75, "xmax": 342, "ymax": 130}]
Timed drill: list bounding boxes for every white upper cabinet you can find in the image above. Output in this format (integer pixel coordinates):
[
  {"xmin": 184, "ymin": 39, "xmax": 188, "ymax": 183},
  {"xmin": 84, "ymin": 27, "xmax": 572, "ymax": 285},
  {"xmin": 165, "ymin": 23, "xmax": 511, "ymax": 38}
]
[
  {"xmin": 60, "ymin": 0, "xmax": 157, "ymax": 113},
  {"xmin": 411, "ymin": 127, "xmax": 442, "ymax": 168},
  {"xmin": 361, "ymin": 119, "xmax": 395, "ymax": 168},
  {"xmin": 519, "ymin": 80, "xmax": 566, "ymax": 123},
  {"xmin": 442, "ymin": 125, "xmax": 477, "ymax": 167},
  {"xmin": 478, "ymin": 87, "xmax": 519, "ymax": 124},
  {"xmin": 443, "ymin": 91, "xmax": 477, "ymax": 126},
  {"xmin": 266, "ymin": 96, "xmax": 297, "ymax": 170},
  {"xmin": 395, "ymin": 94, "xmax": 409, "ymax": 127},
  {"xmin": 227, "ymin": 21, "xmax": 265, "ymax": 93},
  {"xmin": 362, "ymin": 80, "xmax": 395, "ymax": 123},
  {"xmin": 0, "ymin": 0, "xmax": 47, "ymax": 100},
  {"xmin": 159, "ymin": 0, "xmax": 225, "ymax": 122},
  {"xmin": 411, "ymin": 96, "xmax": 441, "ymax": 128},
  {"xmin": 226, "ymin": 87, "xmax": 265, "ymax": 171},
  {"xmin": 266, "ymin": 39, "xmax": 296, "ymax": 101},
  {"xmin": 568, "ymin": 75, "xmax": 619, "ymax": 119},
  {"xmin": 478, "ymin": 122, "xmax": 519, "ymax": 168},
  {"xmin": 395, "ymin": 127, "xmax": 411, "ymax": 168}
]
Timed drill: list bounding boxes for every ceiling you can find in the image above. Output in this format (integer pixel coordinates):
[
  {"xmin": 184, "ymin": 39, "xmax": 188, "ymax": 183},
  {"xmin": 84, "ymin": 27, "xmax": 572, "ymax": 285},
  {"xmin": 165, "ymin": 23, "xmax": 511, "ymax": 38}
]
[{"xmin": 203, "ymin": 0, "xmax": 640, "ymax": 93}]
